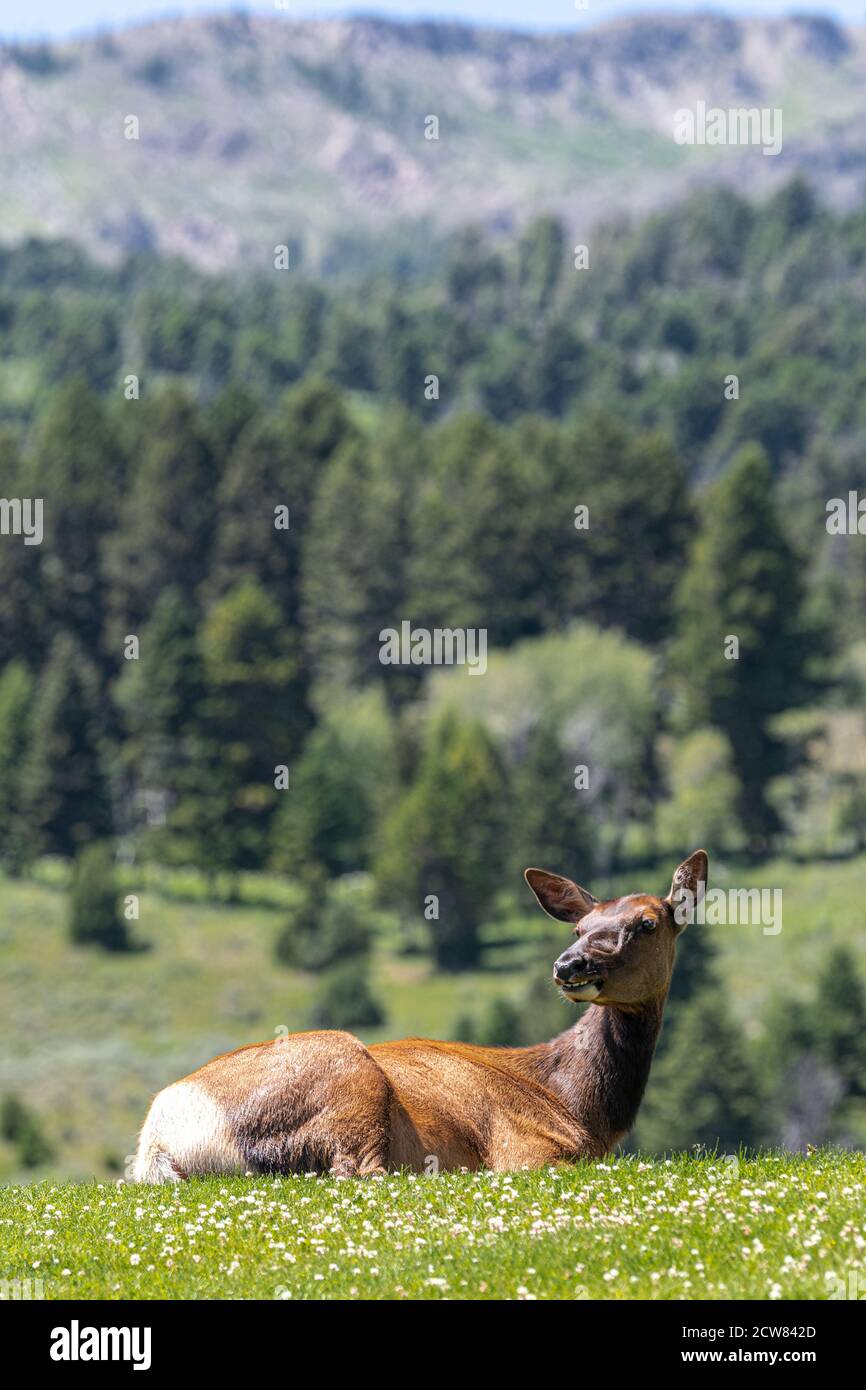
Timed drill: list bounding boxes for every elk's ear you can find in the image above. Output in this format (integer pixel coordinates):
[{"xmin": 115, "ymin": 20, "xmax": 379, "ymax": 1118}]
[
  {"xmin": 524, "ymin": 868, "xmax": 598, "ymax": 924},
  {"xmin": 666, "ymin": 850, "xmax": 708, "ymax": 932}
]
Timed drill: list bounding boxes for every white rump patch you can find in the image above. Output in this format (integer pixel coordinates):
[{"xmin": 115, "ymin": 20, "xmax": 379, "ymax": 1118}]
[{"xmin": 133, "ymin": 1081, "xmax": 245, "ymax": 1182}]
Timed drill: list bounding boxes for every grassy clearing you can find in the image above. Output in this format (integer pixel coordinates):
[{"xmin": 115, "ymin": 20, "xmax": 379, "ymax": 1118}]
[
  {"xmin": 3, "ymin": 854, "xmax": 866, "ymax": 1181},
  {"xmin": 0, "ymin": 870, "xmax": 527, "ymax": 1181},
  {"xmin": 1, "ymin": 1152, "xmax": 863, "ymax": 1300}
]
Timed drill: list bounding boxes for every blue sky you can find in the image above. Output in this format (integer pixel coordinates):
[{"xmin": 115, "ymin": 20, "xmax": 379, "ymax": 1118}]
[{"xmin": 3, "ymin": 0, "xmax": 865, "ymax": 43}]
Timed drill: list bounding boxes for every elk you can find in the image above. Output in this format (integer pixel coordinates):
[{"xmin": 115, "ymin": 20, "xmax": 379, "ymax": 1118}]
[{"xmin": 133, "ymin": 850, "xmax": 707, "ymax": 1181}]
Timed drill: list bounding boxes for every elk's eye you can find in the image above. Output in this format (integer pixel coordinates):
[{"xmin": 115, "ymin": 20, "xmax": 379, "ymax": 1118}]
[{"xmin": 641, "ymin": 916, "xmax": 656, "ymax": 932}]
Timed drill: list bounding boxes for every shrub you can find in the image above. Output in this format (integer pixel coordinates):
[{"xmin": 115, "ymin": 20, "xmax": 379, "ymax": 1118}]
[
  {"xmin": 310, "ymin": 963, "xmax": 385, "ymax": 1031},
  {"xmin": 274, "ymin": 876, "xmax": 374, "ymax": 971},
  {"xmin": 475, "ymin": 996, "xmax": 523, "ymax": 1046},
  {"xmin": 0, "ymin": 1094, "xmax": 55, "ymax": 1168},
  {"xmin": 68, "ymin": 842, "xmax": 130, "ymax": 952}
]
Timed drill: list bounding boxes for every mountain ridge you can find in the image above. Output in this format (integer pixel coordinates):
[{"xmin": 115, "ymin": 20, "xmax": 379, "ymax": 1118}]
[{"xmin": 1, "ymin": 11, "xmax": 865, "ymax": 270}]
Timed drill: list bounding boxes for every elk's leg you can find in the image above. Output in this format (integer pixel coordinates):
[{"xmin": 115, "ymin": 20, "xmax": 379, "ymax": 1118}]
[
  {"xmin": 330, "ymin": 1153, "xmax": 388, "ymax": 1178},
  {"xmin": 222, "ymin": 1031, "xmax": 394, "ymax": 1175}
]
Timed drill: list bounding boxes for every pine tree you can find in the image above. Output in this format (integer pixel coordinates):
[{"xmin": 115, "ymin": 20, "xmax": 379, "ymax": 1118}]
[
  {"xmin": 408, "ymin": 414, "xmax": 537, "ymax": 647},
  {"xmin": 207, "ymin": 379, "xmax": 352, "ymax": 740},
  {"xmin": 189, "ymin": 580, "xmax": 302, "ymax": 875},
  {"xmin": 517, "ymin": 215, "xmax": 566, "ymax": 314},
  {"xmin": 0, "ymin": 432, "xmax": 46, "ymax": 672},
  {"xmin": 301, "ymin": 414, "xmax": 420, "ymax": 699},
  {"xmin": 565, "ymin": 413, "xmax": 691, "ymax": 645},
  {"xmin": 512, "ymin": 717, "xmax": 596, "ymax": 885},
  {"xmin": 209, "ymin": 412, "xmax": 298, "ymax": 612},
  {"xmin": 0, "ymin": 660, "xmax": 34, "ymax": 872},
  {"xmin": 376, "ymin": 709, "xmax": 510, "ymax": 970},
  {"xmin": 19, "ymin": 634, "xmax": 113, "ymax": 859},
  {"xmin": 634, "ymin": 989, "xmax": 763, "ymax": 1153},
  {"xmin": 761, "ymin": 947, "xmax": 866, "ymax": 1147},
  {"xmin": 670, "ymin": 444, "xmax": 816, "ymax": 845},
  {"xmin": 103, "ymin": 386, "xmax": 216, "ymax": 642},
  {"xmin": 202, "ymin": 382, "xmax": 260, "ymax": 460},
  {"xmin": 117, "ymin": 588, "xmax": 204, "ymax": 792},
  {"xmin": 115, "ymin": 587, "xmax": 208, "ymax": 856},
  {"xmin": 26, "ymin": 377, "xmax": 120, "ymax": 665},
  {"xmin": 808, "ymin": 946, "xmax": 866, "ymax": 1100},
  {"xmin": 665, "ymin": 921, "xmax": 716, "ymax": 1010},
  {"xmin": 271, "ymin": 722, "xmax": 373, "ymax": 880}
]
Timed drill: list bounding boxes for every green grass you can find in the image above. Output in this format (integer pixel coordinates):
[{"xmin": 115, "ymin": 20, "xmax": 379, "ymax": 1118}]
[{"xmin": 2, "ymin": 1151, "xmax": 863, "ymax": 1300}]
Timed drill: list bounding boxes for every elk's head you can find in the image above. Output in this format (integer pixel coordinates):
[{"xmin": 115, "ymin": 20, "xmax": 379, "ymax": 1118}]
[{"xmin": 525, "ymin": 851, "xmax": 708, "ymax": 1009}]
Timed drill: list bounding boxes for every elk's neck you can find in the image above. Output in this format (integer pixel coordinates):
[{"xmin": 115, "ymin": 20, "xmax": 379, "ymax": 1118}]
[{"xmin": 520, "ymin": 999, "xmax": 666, "ymax": 1145}]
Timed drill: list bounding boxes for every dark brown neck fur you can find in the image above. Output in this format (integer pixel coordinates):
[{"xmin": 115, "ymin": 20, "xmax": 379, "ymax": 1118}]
[{"xmin": 513, "ymin": 998, "xmax": 666, "ymax": 1148}]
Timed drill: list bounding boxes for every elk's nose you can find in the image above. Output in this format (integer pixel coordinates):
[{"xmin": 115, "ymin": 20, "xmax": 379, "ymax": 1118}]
[{"xmin": 554, "ymin": 954, "xmax": 589, "ymax": 983}]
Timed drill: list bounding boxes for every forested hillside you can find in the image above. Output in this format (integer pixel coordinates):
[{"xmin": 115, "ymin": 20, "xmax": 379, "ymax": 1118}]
[
  {"xmin": 4, "ymin": 177, "xmax": 866, "ymax": 487},
  {"xmin": 2, "ymin": 175, "xmax": 866, "ymax": 1175}
]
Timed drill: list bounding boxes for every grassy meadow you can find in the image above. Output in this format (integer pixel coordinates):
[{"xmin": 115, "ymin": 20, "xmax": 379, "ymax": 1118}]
[
  {"xmin": 2, "ymin": 853, "xmax": 866, "ymax": 1184},
  {"xmin": 1, "ymin": 1151, "xmax": 863, "ymax": 1300},
  {"xmin": 0, "ymin": 865, "xmax": 530, "ymax": 1182}
]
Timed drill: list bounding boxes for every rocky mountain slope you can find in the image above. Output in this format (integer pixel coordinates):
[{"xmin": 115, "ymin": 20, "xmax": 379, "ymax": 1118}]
[{"xmin": 1, "ymin": 11, "xmax": 865, "ymax": 270}]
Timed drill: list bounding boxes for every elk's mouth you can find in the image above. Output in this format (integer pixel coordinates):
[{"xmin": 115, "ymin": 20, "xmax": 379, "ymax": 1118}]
[{"xmin": 557, "ymin": 976, "xmax": 603, "ymax": 1002}]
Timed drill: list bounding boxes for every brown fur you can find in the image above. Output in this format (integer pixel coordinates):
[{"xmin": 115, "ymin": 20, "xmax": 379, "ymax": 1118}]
[{"xmin": 133, "ymin": 852, "xmax": 707, "ymax": 1180}]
